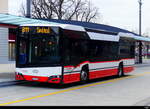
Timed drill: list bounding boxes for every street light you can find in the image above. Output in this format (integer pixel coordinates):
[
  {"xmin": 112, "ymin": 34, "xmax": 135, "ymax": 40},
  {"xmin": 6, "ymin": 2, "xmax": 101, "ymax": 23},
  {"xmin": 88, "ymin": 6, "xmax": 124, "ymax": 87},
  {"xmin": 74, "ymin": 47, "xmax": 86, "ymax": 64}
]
[
  {"xmin": 26, "ymin": 0, "xmax": 31, "ymax": 18},
  {"xmin": 138, "ymin": 0, "xmax": 142, "ymax": 36},
  {"xmin": 138, "ymin": 0, "xmax": 143, "ymax": 64}
]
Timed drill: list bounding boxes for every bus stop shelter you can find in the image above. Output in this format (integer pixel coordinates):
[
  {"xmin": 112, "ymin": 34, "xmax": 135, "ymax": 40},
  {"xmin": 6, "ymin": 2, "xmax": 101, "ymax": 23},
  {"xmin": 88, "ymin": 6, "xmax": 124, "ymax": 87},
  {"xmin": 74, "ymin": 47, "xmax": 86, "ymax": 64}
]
[{"xmin": 0, "ymin": 13, "xmax": 150, "ymax": 63}]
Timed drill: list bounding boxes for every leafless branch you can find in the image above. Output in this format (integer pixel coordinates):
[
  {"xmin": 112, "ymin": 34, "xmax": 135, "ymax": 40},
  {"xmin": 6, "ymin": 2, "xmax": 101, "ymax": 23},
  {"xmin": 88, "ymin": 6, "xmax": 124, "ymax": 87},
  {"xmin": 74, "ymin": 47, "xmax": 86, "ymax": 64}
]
[{"xmin": 20, "ymin": 0, "xmax": 101, "ymax": 22}]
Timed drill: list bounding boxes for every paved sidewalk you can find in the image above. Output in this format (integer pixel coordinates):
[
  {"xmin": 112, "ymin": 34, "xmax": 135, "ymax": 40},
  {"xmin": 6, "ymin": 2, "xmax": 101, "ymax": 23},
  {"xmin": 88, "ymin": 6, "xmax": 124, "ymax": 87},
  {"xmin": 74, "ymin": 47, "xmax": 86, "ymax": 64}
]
[
  {"xmin": 0, "ymin": 59, "xmax": 150, "ymax": 83},
  {"xmin": 134, "ymin": 58, "xmax": 150, "ymax": 67}
]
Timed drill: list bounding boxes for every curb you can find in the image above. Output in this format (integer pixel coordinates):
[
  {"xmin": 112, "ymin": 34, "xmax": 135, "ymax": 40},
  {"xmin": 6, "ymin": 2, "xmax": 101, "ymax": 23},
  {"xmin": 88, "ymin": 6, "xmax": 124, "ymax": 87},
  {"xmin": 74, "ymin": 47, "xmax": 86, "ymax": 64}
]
[
  {"xmin": 0, "ymin": 80, "xmax": 27, "ymax": 88},
  {"xmin": 134, "ymin": 63, "xmax": 150, "ymax": 67}
]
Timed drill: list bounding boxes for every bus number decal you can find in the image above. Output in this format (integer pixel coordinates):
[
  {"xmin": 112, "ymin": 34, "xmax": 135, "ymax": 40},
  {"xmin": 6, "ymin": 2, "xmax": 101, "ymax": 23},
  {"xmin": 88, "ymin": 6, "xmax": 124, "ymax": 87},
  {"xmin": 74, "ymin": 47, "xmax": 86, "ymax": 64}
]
[{"xmin": 22, "ymin": 27, "xmax": 30, "ymax": 33}]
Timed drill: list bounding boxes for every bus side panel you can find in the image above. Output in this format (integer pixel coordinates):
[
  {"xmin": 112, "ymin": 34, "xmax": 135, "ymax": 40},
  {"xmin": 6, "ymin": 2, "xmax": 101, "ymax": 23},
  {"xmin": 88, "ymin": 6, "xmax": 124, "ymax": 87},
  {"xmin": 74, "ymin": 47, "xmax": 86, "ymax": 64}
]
[
  {"xmin": 121, "ymin": 58, "xmax": 135, "ymax": 74},
  {"xmin": 89, "ymin": 68, "xmax": 118, "ymax": 80},
  {"xmin": 124, "ymin": 66, "xmax": 134, "ymax": 73},
  {"xmin": 63, "ymin": 73, "xmax": 80, "ymax": 84},
  {"xmin": 63, "ymin": 63, "xmax": 87, "ymax": 84},
  {"xmin": 61, "ymin": 59, "xmax": 135, "ymax": 84},
  {"xmin": 89, "ymin": 61, "xmax": 119, "ymax": 79},
  {"xmin": 63, "ymin": 61, "xmax": 90, "ymax": 84}
]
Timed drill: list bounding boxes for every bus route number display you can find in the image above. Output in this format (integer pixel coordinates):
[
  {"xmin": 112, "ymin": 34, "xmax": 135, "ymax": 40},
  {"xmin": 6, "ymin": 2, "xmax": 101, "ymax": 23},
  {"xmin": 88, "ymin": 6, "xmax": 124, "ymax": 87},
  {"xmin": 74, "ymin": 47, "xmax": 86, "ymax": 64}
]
[
  {"xmin": 37, "ymin": 27, "xmax": 51, "ymax": 34},
  {"xmin": 22, "ymin": 27, "xmax": 30, "ymax": 33},
  {"xmin": 22, "ymin": 27, "xmax": 51, "ymax": 34}
]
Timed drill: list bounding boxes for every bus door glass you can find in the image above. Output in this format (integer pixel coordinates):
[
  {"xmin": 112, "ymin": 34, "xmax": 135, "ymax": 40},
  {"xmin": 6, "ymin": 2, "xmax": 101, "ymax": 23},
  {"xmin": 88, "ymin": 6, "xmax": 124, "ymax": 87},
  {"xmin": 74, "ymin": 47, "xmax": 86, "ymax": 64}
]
[{"xmin": 19, "ymin": 38, "xmax": 28, "ymax": 64}]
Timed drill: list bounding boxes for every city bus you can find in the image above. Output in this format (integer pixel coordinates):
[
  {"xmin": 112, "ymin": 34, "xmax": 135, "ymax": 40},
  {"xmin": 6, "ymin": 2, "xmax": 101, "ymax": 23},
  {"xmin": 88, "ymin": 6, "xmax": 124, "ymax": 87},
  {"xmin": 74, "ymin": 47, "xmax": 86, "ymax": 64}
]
[{"xmin": 15, "ymin": 23, "xmax": 135, "ymax": 84}]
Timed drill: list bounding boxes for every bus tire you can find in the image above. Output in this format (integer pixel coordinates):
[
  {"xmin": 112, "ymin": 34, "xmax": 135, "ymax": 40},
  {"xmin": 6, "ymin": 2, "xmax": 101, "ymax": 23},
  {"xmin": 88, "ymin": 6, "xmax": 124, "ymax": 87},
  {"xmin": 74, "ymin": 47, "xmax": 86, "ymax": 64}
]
[
  {"xmin": 80, "ymin": 68, "xmax": 88, "ymax": 83},
  {"xmin": 117, "ymin": 64, "xmax": 124, "ymax": 77}
]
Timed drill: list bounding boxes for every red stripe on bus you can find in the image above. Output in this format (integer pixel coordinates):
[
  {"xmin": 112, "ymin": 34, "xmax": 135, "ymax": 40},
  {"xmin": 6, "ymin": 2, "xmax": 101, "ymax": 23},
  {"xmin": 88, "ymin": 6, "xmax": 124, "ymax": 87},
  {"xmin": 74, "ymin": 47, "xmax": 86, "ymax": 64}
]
[
  {"xmin": 63, "ymin": 73, "xmax": 80, "ymax": 84},
  {"xmin": 121, "ymin": 58, "xmax": 135, "ymax": 60},
  {"xmin": 90, "ymin": 58, "xmax": 134, "ymax": 64},
  {"xmin": 124, "ymin": 66, "xmax": 134, "ymax": 73},
  {"xmin": 64, "ymin": 58, "xmax": 134, "ymax": 68},
  {"xmin": 62, "ymin": 67, "xmax": 134, "ymax": 84},
  {"xmin": 63, "ymin": 68, "xmax": 119, "ymax": 84},
  {"xmin": 64, "ymin": 61, "xmax": 89, "ymax": 68},
  {"xmin": 89, "ymin": 68, "xmax": 118, "ymax": 80}
]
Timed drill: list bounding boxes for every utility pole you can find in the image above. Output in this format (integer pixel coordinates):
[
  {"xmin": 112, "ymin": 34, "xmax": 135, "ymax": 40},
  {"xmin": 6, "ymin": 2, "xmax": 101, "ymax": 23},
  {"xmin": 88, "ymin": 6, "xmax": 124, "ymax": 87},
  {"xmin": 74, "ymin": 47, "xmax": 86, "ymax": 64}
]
[
  {"xmin": 26, "ymin": 0, "xmax": 31, "ymax": 18},
  {"xmin": 138, "ymin": 0, "xmax": 143, "ymax": 64}
]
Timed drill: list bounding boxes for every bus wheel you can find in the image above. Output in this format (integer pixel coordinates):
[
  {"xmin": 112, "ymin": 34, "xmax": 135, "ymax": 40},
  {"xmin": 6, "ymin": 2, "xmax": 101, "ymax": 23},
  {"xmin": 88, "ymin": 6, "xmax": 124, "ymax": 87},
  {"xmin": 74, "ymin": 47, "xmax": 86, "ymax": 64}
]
[
  {"xmin": 80, "ymin": 69, "xmax": 88, "ymax": 83},
  {"xmin": 118, "ymin": 64, "xmax": 124, "ymax": 77}
]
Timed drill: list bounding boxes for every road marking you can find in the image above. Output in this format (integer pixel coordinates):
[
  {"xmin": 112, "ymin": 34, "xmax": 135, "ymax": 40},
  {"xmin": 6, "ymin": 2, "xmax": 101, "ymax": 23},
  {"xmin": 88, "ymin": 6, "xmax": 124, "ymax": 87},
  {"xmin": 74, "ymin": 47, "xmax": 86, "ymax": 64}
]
[{"xmin": 0, "ymin": 72, "xmax": 150, "ymax": 106}]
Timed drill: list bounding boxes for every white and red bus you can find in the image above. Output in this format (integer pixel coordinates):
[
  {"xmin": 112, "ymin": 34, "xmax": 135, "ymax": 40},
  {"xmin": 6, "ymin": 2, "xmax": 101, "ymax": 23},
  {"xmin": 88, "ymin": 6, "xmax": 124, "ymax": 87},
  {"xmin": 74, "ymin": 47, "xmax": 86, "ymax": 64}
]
[{"xmin": 15, "ymin": 23, "xmax": 135, "ymax": 84}]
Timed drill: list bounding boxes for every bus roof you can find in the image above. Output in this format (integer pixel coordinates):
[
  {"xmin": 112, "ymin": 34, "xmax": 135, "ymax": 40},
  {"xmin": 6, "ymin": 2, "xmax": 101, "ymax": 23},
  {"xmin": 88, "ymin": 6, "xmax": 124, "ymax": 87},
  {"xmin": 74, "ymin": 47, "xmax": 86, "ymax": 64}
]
[
  {"xmin": 42, "ymin": 19, "xmax": 138, "ymax": 36},
  {"xmin": 21, "ymin": 23, "xmax": 120, "ymax": 42},
  {"xmin": 0, "ymin": 14, "xmax": 150, "ymax": 42},
  {"xmin": 20, "ymin": 23, "xmax": 86, "ymax": 32}
]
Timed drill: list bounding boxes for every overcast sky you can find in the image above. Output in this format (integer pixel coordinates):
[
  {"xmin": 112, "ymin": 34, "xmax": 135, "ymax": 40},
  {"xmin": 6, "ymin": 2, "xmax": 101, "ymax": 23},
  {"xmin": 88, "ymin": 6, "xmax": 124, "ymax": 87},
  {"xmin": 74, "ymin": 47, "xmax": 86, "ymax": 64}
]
[{"xmin": 9, "ymin": 0, "xmax": 150, "ymax": 35}]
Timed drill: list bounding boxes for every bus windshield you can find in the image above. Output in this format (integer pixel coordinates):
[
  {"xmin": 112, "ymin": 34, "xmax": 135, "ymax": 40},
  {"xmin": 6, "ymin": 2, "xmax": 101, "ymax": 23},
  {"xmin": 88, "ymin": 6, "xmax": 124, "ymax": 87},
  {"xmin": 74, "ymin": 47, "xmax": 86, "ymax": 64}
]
[{"xmin": 18, "ymin": 27, "xmax": 61, "ymax": 66}]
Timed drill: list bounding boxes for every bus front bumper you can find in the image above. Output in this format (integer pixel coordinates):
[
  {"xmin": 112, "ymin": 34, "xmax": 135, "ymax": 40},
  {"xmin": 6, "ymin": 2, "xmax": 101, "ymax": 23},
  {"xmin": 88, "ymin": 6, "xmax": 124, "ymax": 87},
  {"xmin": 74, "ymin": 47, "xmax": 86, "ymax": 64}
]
[{"xmin": 15, "ymin": 72, "xmax": 61, "ymax": 84}]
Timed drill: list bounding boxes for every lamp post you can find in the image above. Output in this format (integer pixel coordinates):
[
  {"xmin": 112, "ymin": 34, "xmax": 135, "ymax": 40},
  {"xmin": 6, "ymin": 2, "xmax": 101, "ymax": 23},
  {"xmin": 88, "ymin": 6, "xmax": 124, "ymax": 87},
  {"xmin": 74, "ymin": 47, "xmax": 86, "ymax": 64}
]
[
  {"xmin": 26, "ymin": 0, "xmax": 31, "ymax": 18},
  {"xmin": 138, "ymin": 0, "xmax": 143, "ymax": 64}
]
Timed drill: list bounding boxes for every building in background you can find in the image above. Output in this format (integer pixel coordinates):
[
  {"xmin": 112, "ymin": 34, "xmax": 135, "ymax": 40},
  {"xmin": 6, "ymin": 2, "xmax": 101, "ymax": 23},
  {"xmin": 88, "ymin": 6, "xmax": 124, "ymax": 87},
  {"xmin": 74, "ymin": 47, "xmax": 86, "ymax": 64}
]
[
  {"xmin": 0, "ymin": 0, "xmax": 9, "ymax": 63},
  {"xmin": 8, "ymin": 28, "xmax": 16, "ymax": 61},
  {"xmin": 0, "ymin": 0, "xmax": 17, "ymax": 63},
  {"xmin": 0, "ymin": 0, "xmax": 8, "ymax": 13}
]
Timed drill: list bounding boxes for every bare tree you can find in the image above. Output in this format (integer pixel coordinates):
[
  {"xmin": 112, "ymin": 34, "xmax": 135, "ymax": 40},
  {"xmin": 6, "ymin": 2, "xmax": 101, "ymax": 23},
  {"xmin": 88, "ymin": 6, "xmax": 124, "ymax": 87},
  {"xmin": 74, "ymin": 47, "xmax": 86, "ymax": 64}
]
[
  {"xmin": 143, "ymin": 28, "xmax": 150, "ymax": 37},
  {"xmin": 20, "ymin": 2, "xmax": 26, "ymax": 17},
  {"xmin": 21, "ymin": 0, "xmax": 100, "ymax": 22},
  {"xmin": 78, "ymin": 1, "xmax": 100, "ymax": 22},
  {"xmin": 31, "ymin": 0, "xmax": 54, "ymax": 19}
]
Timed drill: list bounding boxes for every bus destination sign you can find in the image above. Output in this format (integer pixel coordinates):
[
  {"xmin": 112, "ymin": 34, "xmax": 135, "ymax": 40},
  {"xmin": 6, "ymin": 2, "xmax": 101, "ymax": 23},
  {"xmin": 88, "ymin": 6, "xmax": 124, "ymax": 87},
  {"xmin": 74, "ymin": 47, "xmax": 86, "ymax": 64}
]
[{"xmin": 22, "ymin": 27, "xmax": 51, "ymax": 34}]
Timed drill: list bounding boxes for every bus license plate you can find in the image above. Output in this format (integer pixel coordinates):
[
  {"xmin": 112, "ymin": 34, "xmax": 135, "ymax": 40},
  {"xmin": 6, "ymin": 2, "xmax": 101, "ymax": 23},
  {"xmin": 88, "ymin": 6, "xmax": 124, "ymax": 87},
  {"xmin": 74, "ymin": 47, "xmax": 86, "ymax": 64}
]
[{"xmin": 32, "ymin": 78, "xmax": 39, "ymax": 80}]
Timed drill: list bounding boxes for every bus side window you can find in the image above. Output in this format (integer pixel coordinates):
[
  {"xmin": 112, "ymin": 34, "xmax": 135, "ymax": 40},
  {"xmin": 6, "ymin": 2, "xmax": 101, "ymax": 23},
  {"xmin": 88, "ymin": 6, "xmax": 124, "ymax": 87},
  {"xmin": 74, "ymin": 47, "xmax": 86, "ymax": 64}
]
[
  {"xmin": 119, "ymin": 39, "xmax": 134, "ymax": 58},
  {"xmin": 87, "ymin": 40, "xmax": 102, "ymax": 58},
  {"xmin": 101, "ymin": 42, "xmax": 109, "ymax": 59},
  {"xmin": 71, "ymin": 40, "xmax": 82, "ymax": 58},
  {"xmin": 109, "ymin": 42, "xmax": 119, "ymax": 59},
  {"xmin": 19, "ymin": 40, "xmax": 27, "ymax": 64},
  {"xmin": 88, "ymin": 41, "xmax": 96, "ymax": 57},
  {"xmin": 80, "ymin": 40, "xmax": 88, "ymax": 57},
  {"xmin": 63, "ymin": 38, "xmax": 71, "ymax": 64}
]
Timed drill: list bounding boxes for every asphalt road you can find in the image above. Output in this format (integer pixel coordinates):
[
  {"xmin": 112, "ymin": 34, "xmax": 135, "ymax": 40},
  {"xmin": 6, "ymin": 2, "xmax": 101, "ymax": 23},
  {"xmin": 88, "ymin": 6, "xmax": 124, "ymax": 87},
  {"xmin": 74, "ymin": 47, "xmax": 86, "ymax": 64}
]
[{"xmin": 0, "ymin": 65, "xmax": 150, "ymax": 106}]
